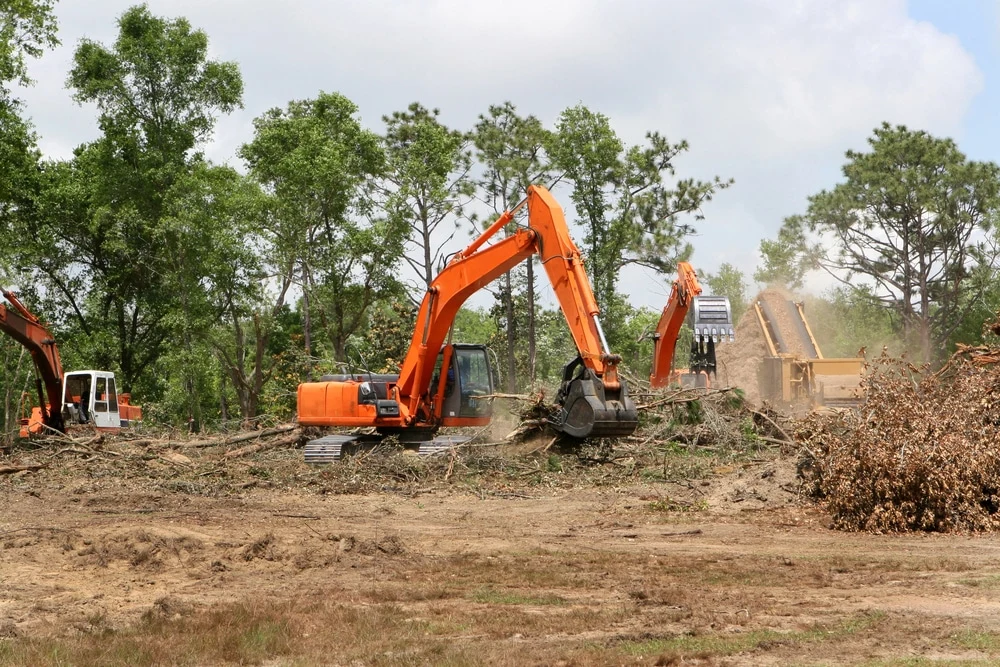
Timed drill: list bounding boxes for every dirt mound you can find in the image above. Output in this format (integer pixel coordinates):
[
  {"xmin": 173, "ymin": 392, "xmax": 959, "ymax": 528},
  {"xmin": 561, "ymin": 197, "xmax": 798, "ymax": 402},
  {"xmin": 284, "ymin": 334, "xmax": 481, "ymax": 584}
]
[
  {"xmin": 75, "ymin": 528, "xmax": 204, "ymax": 569},
  {"xmin": 758, "ymin": 286, "xmax": 816, "ymax": 357}
]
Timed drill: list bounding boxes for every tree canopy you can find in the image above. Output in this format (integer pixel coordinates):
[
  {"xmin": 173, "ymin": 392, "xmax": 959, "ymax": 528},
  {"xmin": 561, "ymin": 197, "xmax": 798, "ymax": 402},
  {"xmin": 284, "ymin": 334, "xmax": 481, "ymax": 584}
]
[{"xmin": 757, "ymin": 123, "xmax": 1000, "ymax": 362}]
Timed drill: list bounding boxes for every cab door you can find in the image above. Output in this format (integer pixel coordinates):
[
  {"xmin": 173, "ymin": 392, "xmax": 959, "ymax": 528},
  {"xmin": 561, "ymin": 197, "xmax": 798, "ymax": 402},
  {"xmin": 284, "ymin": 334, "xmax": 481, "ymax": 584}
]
[
  {"xmin": 91, "ymin": 374, "xmax": 122, "ymax": 429},
  {"xmin": 440, "ymin": 344, "xmax": 494, "ymax": 426}
]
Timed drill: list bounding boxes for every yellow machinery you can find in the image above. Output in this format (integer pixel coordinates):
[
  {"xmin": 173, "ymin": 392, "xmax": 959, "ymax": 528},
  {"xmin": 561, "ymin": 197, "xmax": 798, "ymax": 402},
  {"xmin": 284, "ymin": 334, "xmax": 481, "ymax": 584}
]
[{"xmin": 753, "ymin": 299, "xmax": 864, "ymax": 409}]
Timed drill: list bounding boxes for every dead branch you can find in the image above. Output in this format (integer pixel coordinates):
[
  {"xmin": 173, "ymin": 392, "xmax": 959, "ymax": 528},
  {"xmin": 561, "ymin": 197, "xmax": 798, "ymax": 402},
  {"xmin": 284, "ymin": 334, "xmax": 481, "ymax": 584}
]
[
  {"xmin": 222, "ymin": 433, "xmax": 300, "ymax": 460},
  {"xmin": 221, "ymin": 424, "xmax": 298, "ymax": 445},
  {"xmin": 636, "ymin": 386, "xmax": 734, "ymax": 411},
  {"xmin": 750, "ymin": 409, "xmax": 793, "ymax": 443},
  {"xmin": 0, "ymin": 464, "xmax": 45, "ymax": 474}
]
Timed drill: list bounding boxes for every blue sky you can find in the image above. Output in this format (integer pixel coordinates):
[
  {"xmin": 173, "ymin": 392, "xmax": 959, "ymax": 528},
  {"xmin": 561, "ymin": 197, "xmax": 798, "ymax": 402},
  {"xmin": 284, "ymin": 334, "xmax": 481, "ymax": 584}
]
[
  {"xmin": 909, "ymin": 0, "xmax": 999, "ymax": 162},
  {"xmin": 13, "ymin": 0, "xmax": 998, "ymax": 310}
]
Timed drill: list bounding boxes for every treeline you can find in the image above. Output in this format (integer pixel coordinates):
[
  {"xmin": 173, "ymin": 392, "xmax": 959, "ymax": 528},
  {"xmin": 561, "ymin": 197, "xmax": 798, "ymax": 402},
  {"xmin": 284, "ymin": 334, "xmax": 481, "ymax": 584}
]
[
  {"xmin": 0, "ymin": 4, "xmax": 728, "ymax": 433},
  {"xmin": 4, "ymin": 4, "xmax": 1000, "ymax": 438}
]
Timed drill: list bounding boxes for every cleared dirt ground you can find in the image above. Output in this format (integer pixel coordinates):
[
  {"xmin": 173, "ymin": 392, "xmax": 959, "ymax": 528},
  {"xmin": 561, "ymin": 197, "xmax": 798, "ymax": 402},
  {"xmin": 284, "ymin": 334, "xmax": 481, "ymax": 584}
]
[{"xmin": 2, "ymin": 441, "xmax": 1000, "ymax": 666}]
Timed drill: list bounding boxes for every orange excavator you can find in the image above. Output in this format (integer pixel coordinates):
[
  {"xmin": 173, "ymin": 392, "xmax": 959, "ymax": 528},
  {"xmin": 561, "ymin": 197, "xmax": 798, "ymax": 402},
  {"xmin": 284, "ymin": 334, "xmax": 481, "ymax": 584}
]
[
  {"xmin": 297, "ymin": 185, "xmax": 638, "ymax": 461},
  {"xmin": 0, "ymin": 290, "xmax": 141, "ymax": 437},
  {"xmin": 650, "ymin": 261, "xmax": 734, "ymax": 389}
]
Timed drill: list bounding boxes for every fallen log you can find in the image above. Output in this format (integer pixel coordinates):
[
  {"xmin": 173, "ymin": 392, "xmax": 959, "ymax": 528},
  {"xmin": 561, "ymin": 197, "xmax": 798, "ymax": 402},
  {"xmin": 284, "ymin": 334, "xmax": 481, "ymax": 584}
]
[
  {"xmin": 221, "ymin": 424, "xmax": 297, "ymax": 445},
  {"xmin": 222, "ymin": 433, "xmax": 300, "ymax": 460},
  {"xmin": 126, "ymin": 424, "xmax": 299, "ymax": 449},
  {"xmin": 0, "ymin": 464, "xmax": 45, "ymax": 474}
]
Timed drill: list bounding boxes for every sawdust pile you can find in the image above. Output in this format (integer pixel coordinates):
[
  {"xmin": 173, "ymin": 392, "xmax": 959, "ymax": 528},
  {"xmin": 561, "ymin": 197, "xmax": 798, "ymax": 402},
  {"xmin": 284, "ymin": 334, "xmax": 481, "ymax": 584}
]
[
  {"xmin": 800, "ymin": 345, "xmax": 1000, "ymax": 533},
  {"xmin": 715, "ymin": 287, "xmax": 810, "ymax": 405}
]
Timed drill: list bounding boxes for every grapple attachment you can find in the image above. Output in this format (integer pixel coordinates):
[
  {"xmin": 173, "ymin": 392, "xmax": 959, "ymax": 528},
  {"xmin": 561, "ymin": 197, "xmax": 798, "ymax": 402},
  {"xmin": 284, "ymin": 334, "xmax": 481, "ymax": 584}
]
[
  {"xmin": 689, "ymin": 296, "xmax": 735, "ymax": 376},
  {"xmin": 550, "ymin": 357, "xmax": 638, "ymax": 439}
]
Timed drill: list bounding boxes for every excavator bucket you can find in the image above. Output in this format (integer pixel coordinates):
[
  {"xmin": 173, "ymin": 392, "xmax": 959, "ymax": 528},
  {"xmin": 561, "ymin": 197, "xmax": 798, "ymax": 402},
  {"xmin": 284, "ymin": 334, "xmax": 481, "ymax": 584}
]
[
  {"xmin": 688, "ymin": 296, "xmax": 735, "ymax": 376},
  {"xmin": 550, "ymin": 358, "xmax": 639, "ymax": 439}
]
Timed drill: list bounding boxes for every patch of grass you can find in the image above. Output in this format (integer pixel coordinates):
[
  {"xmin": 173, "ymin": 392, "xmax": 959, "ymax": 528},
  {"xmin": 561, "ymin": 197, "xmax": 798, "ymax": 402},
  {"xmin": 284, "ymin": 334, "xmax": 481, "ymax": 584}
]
[
  {"xmin": 622, "ymin": 627, "xmax": 788, "ymax": 658},
  {"xmin": 469, "ymin": 587, "xmax": 567, "ymax": 606},
  {"xmin": 953, "ymin": 628, "xmax": 1000, "ymax": 651},
  {"xmin": 861, "ymin": 660, "xmax": 996, "ymax": 666},
  {"xmin": 648, "ymin": 497, "xmax": 707, "ymax": 513},
  {"xmin": 621, "ymin": 611, "xmax": 887, "ymax": 659},
  {"xmin": 238, "ymin": 619, "xmax": 291, "ymax": 662},
  {"xmin": 958, "ymin": 574, "xmax": 1000, "ymax": 589}
]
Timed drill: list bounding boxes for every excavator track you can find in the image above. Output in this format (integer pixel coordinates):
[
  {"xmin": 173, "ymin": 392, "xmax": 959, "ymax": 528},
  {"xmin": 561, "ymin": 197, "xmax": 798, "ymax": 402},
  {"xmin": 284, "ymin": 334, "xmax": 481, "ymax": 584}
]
[{"xmin": 303, "ymin": 433, "xmax": 472, "ymax": 464}]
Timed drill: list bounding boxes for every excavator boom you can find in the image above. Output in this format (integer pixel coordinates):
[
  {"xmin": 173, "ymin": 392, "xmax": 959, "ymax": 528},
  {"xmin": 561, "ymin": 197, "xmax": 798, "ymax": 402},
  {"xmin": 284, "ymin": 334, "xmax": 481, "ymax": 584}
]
[{"xmin": 0, "ymin": 290, "xmax": 64, "ymax": 432}]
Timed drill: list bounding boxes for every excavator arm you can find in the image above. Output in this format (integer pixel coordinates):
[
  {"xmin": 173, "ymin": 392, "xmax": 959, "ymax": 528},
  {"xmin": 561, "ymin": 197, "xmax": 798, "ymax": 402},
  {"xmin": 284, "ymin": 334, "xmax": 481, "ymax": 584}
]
[
  {"xmin": 649, "ymin": 263, "xmax": 735, "ymax": 389},
  {"xmin": 0, "ymin": 290, "xmax": 65, "ymax": 432}
]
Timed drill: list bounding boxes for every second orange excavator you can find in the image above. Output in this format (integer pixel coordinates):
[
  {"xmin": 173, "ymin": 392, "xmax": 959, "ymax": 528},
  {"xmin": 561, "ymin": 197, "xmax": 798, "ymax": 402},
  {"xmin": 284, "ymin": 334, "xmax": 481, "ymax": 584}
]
[
  {"xmin": 297, "ymin": 185, "xmax": 638, "ymax": 461},
  {"xmin": 0, "ymin": 289, "xmax": 142, "ymax": 437},
  {"xmin": 650, "ymin": 261, "xmax": 735, "ymax": 389}
]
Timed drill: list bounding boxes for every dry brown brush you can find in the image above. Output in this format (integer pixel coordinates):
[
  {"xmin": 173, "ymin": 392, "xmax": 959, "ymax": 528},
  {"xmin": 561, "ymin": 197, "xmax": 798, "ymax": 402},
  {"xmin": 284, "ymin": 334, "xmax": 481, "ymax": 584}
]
[{"xmin": 804, "ymin": 350, "xmax": 1000, "ymax": 533}]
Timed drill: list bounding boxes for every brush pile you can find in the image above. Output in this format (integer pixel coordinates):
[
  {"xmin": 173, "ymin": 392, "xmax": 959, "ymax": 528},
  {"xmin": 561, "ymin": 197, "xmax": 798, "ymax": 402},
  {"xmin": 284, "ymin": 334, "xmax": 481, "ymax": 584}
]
[{"xmin": 800, "ymin": 346, "xmax": 1000, "ymax": 533}]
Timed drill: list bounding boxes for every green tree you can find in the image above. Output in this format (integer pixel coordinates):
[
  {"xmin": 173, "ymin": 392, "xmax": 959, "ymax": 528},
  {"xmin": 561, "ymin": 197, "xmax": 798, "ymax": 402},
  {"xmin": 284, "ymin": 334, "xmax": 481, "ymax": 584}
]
[
  {"xmin": 8, "ymin": 5, "xmax": 243, "ymax": 395},
  {"xmin": 0, "ymin": 0, "xmax": 58, "ymax": 206},
  {"xmin": 159, "ymin": 163, "xmax": 268, "ymax": 425},
  {"xmin": 549, "ymin": 104, "xmax": 731, "ymax": 310},
  {"xmin": 472, "ymin": 102, "xmax": 553, "ymax": 388},
  {"xmin": 382, "ymin": 102, "xmax": 473, "ymax": 292},
  {"xmin": 0, "ymin": 0, "xmax": 58, "ymax": 93},
  {"xmin": 241, "ymin": 91, "xmax": 406, "ymax": 366},
  {"xmin": 803, "ymin": 286, "xmax": 901, "ymax": 359},
  {"xmin": 757, "ymin": 123, "xmax": 1000, "ymax": 362},
  {"xmin": 704, "ymin": 262, "xmax": 749, "ymax": 325},
  {"xmin": 0, "ymin": 1, "xmax": 58, "ymax": 440}
]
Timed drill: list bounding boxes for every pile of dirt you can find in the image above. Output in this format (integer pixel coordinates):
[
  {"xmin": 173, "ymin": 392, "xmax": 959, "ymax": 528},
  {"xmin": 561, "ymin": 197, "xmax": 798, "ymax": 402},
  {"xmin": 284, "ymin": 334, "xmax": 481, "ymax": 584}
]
[
  {"xmin": 801, "ymin": 345, "xmax": 1000, "ymax": 533},
  {"xmin": 714, "ymin": 309, "xmax": 767, "ymax": 404},
  {"xmin": 758, "ymin": 287, "xmax": 817, "ymax": 357}
]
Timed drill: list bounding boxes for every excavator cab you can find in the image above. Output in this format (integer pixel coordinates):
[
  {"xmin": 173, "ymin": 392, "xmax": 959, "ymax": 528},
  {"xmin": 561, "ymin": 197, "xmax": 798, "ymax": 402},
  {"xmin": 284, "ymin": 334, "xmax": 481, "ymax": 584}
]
[
  {"xmin": 61, "ymin": 371, "xmax": 122, "ymax": 429},
  {"xmin": 431, "ymin": 344, "xmax": 494, "ymax": 425}
]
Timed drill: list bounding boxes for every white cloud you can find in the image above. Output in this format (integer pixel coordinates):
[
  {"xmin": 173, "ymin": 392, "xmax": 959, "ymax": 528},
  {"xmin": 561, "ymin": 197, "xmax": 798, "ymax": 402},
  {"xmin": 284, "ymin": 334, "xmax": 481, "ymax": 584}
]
[{"xmin": 11, "ymin": 0, "xmax": 983, "ymax": 310}]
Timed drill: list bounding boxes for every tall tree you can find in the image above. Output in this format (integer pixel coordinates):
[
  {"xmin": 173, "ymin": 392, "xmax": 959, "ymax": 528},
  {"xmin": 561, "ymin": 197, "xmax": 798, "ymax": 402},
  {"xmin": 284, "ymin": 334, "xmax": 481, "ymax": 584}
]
[
  {"xmin": 382, "ymin": 102, "xmax": 473, "ymax": 293},
  {"xmin": 0, "ymin": 0, "xmax": 57, "ymax": 440},
  {"xmin": 757, "ymin": 123, "xmax": 1000, "ymax": 363},
  {"xmin": 159, "ymin": 163, "xmax": 266, "ymax": 425},
  {"xmin": 549, "ymin": 104, "xmax": 731, "ymax": 311},
  {"xmin": 472, "ymin": 101, "xmax": 552, "ymax": 387},
  {"xmin": 0, "ymin": 0, "xmax": 57, "ymax": 239},
  {"xmin": 241, "ymin": 91, "xmax": 406, "ymax": 366},
  {"xmin": 7, "ymin": 5, "xmax": 243, "ymax": 393}
]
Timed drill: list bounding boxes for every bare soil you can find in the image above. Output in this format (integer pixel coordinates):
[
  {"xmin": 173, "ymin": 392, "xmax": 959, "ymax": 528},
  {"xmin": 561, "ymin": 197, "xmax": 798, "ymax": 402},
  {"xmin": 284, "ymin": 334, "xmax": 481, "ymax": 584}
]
[{"xmin": 2, "ymin": 439, "xmax": 1000, "ymax": 666}]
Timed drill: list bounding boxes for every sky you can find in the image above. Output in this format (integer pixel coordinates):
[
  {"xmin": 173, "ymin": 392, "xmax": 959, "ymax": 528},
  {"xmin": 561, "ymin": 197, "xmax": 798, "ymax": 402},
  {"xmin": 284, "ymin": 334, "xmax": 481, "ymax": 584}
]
[{"xmin": 11, "ymin": 0, "xmax": 1000, "ymax": 312}]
